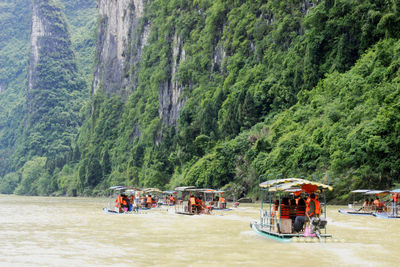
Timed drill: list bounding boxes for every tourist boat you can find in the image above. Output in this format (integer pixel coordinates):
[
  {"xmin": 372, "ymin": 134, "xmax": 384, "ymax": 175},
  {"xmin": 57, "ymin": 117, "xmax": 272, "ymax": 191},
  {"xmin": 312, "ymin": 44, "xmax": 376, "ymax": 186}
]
[
  {"xmin": 174, "ymin": 186, "xmax": 214, "ymax": 215},
  {"xmin": 250, "ymin": 178, "xmax": 333, "ymax": 243},
  {"xmin": 210, "ymin": 190, "xmax": 231, "ymax": 211},
  {"xmin": 373, "ymin": 189, "xmax": 400, "ymax": 219},
  {"xmin": 338, "ymin": 190, "xmax": 375, "ymax": 216},
  {"xmin": 160, "ymin": 190, "xmax": 177, "ymax": 206},
  {"xmin": 103, "ymin": 186, "xmax": 142, "ymax": 214}
]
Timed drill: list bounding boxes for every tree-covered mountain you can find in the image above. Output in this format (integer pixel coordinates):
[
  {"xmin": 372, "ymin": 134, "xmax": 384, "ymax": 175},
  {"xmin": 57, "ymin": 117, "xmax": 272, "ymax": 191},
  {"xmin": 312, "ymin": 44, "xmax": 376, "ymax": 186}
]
[{"xmin": 1, "ymin": 0, "xmax": 400, "ymax": 202}]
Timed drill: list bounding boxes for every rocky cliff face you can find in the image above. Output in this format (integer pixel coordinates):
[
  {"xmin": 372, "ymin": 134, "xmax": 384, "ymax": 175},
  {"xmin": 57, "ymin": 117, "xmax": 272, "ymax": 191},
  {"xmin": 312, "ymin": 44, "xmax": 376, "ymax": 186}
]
[
  {"xmin": 26, "ymin": 0, "xmax": 82, "ymax": 157},
  {"xmin": 93, "ymin": 0, "xmax": 148, "ymax": 97},
  {"xmin": 94, "ymin": 0, "xmax": 186, "ymax": 128},
  {"xmin": 28, "ymin": 0, "xmax": 77, "ymax": 109}
]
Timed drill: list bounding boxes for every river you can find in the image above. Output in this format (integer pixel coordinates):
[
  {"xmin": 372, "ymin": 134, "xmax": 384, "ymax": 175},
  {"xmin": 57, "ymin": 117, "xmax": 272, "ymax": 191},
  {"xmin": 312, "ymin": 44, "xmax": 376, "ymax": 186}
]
[{"xmin": 0, "ymin": 195, "xmax": 398, "ymax": 266}]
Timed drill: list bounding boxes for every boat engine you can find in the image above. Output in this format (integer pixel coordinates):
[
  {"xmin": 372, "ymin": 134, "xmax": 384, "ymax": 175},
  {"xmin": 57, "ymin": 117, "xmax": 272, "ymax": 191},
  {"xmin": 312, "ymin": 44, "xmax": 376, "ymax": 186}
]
[{"xmin": 310, "ymin": 217, "xmax": 327, "ymax": 234}]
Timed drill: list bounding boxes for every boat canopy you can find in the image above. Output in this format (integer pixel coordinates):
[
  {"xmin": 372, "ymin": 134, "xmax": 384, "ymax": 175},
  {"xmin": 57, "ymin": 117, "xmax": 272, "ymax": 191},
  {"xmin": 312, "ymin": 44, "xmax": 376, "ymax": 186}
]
[
  {"xmin": 390, "ymin": 189, "xmax": 400, "ymax": 193},
  {"xmin": 259, "ymin": 178, "xmax": 333, "ymax": 192},
  {"xmin": 163, "ymin": 190, "xmax": 176, "ymax": 194},
  {"xmin": 143, "ymin": 188, "xmax": 163, "ymax": 194},
  {"xmin": 175, "ymin": 186, "xmax": 196, "ymax": 191},
  {"xmin": 351, "ymin": 189, "xmax": 371, "ymax": 193},
  {"xmin": 108, "ymin": 186, "xmax": 141, "ymax": 191}
]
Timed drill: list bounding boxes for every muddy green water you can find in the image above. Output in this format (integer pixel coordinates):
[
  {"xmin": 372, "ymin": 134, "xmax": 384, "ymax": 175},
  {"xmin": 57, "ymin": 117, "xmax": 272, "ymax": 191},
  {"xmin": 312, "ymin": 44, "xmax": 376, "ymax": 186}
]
[{"xmin": 0, "ymin": 195, "xmax": 398, "ymax": 266}]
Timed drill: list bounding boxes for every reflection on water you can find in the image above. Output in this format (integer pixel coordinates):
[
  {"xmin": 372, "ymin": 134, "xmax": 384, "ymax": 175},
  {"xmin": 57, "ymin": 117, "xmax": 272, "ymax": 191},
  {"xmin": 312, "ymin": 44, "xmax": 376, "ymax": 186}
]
[{"xmin": 0, "ymin": 195, "xmax": 399, "ymax": 266}]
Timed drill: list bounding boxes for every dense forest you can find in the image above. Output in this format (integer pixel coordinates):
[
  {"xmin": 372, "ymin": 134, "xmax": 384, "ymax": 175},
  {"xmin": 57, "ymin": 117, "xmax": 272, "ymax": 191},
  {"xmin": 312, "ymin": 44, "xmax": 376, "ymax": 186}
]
[{"xmin": 1, "ymin": 0, "xmax": 400, "ymax": 202}]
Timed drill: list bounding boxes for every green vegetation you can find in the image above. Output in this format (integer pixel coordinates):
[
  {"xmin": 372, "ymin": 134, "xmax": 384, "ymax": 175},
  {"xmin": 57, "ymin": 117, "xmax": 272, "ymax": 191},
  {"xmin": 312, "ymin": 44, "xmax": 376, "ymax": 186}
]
[{"xmin": 1, "ymin": 0, "xmax": 400, "ymax": 202}]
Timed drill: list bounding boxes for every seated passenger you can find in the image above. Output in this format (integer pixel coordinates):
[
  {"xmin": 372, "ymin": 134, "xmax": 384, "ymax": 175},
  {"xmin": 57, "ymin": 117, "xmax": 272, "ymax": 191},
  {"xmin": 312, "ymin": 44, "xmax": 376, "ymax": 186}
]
[
  {"xmin": 373, "ymin": 197, "xmax": 381, "ymax": 211},
  {"xmin": 195, "ymin": 196, "xmax": 203, "ymax": 214},
  {"xmin": 146, "ymin": 195, "xmax": 152, "ymax": 209},
  {"xmin": 289, "ymin": 197, "xmax": 297, "ymax": 221},
  {"xmin": 169, "ymin": 195, "xmax": 175, "ymax": 205},
  {"xmin": 294, "ymin": 198, "xmax": 306, "ymax": 233},
  {"xmin": 280, "ymin": 197, "xmax": 290, "ymax": 219}
]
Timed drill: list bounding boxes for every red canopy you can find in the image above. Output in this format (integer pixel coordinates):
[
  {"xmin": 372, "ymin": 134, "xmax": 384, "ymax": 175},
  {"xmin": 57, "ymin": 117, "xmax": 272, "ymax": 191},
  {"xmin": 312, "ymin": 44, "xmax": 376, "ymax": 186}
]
[{"xmin": 301, "ymin": 184, "xmax": 318, "ymax": 193}]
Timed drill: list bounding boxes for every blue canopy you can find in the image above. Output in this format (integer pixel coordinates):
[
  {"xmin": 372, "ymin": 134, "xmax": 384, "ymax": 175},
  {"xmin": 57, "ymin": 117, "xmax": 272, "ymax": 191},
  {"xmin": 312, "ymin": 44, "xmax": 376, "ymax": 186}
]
[{"xmin": 390, "ymin": 189, "xmax": 400, "ymax": 193}]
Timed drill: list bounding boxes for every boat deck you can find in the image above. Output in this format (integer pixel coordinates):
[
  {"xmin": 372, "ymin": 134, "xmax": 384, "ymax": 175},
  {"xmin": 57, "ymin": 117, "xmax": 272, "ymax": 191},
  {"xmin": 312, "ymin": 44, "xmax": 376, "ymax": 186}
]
[{"xmin": 251, "ymin": 221, "xmax": 332, "ymax": 240}]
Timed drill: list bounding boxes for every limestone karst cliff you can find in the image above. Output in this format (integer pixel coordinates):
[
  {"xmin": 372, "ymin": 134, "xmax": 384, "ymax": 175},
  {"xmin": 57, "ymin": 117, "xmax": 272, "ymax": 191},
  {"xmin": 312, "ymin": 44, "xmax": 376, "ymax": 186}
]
[{"xmin": 26, "ymin": 0, "xmax": 84, "ymax": 158}]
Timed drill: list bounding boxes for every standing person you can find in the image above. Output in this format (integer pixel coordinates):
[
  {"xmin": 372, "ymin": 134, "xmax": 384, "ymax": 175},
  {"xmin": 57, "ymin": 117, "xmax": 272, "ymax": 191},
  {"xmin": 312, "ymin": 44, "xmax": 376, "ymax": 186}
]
[
  {"xmin": 392, "ymin": 192, "xmax": 399, "ymax": 215},
  {"xmin": 135, "ymin": 190, "xmax": 141, "ymax": 211},
  {"xmin": 219, "ymin": 194, "xmax": 226, "ymax": 209},
  {"xmin": 306, "ymin": 193, "xmax": 319, "ymax": 218}
]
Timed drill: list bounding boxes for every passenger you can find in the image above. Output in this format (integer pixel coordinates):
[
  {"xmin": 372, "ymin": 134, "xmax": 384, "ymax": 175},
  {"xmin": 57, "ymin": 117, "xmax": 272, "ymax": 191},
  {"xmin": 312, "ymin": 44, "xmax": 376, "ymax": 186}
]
[
  {"xmin": 392, "ymin": 193, "xmax": 399, "ymax": 215},
  {"xmin": 115, "ymin": 194, "xmax": 123, "ymax": 212},
  {"xmin": 195, "ymin": 196, "xmax": 203, "ymax": 214},
  {"xmin": 219, "ymin": 194, "xmax": 226, "ymax": 209},
  {"xmin": 120, "ymin": 194, "xmax": 129, "ymax": 212},
  {"xmin": 294, "ymin": 198, "xmax": 306, "ymax": 232},
  {"xmin": 169, "ymin": 195, "xmax": 175, "ymax": 205},
  {"xmin": 362, "ymin": 198, "xmax": 372, "ymax": 211},
  {"xmin": 271, "ymin": 200, "xmax": 279, "ymax": 224},
  {"xmin": 128, "ymin": 195, "xmax": 134, "ymax": 211},
  {"xmin": 289, "ymin": 197, "xmax": 297, "ymax": 221},
  {"xmin": 189, "ymin": 195, "xmax": 196, "ymax": 213},
  {"xmin": 135, "ymin": 190, "xmax": 140, "ymax": 210},
  {"xmin": 140, "ymin": 196, "xmax": 146, "ymax": 208},
  {"xmin": 214, "ymin": 196, "xmax": 220, "ymax": 208},
  {"xmin": 373, "ymin": 197, "xmax": 381, "ymax": 211},
  {"xmin": 280, "ymin": 197, "xmax": 290, "ymax": 219},
  {"xmin": 306, "ymin": 193, "xmax": 318, "ymax": 218},
  {"xmin": 146, "ymin": 194, "xmax": 152, "ymax": 209}
]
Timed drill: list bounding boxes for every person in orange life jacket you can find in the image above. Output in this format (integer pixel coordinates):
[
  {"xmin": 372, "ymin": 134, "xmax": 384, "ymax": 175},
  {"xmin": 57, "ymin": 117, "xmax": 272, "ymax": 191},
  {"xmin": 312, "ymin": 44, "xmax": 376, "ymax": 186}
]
[
  {"xmin": 280, "ymin": 197, "xmax": 290, "ymax": 219},
  {"xmin": 294, "ymin": 198, "xmax": 307, "ymax": 232},
  {"xmin": 306, "ymin": 193, "xmax": 320, "ymax": 218},
  {"xmin": 392, "ymin": 193, "xmax": 399, "ymax": 215},
  {"xmin": 195, "ymin": 196, "xmax": 203, "ymax": 214},
  {"xmin": 219, "ymin": 194, "xmax": 226, "ymax": 209},
  {"xmin": 119, "ymin": 194, "xmax": 129, "ymax": 212},
  {"xmin": 373, "ymin": 197, "xmax": 381, "ymax": 211},
  {"xmin": 189, "ymin": 195, "xmax": 196, "ymax": 213},
  {"xmin": 146, "ymin": 195, "xmax": 152, "ymax": 209},
  {"xmin": 115, "ymin": 194, "xmax": 123, "ymax": 212},
  {"xmin": 169, "ymin": 195, "xmax": 175, "ymax": 205},
  {"xmin": 294, "ymin": 193, "xmax": 320, "ymax": 233}
]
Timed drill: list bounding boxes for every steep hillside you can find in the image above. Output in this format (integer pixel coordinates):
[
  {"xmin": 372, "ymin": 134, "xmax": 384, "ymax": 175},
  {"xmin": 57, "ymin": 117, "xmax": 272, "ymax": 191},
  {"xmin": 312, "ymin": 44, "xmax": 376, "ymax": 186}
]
[
  {"xmin": 0, "ymin": 0, "xmax": 96, "ymax": 194},
  {"xmin": 76, "ymin": 0, "xmax": 400, "ymax": 200},
  {"xmin": 2, "ymin": 0, "xmax": 400, "ymax": 200}
]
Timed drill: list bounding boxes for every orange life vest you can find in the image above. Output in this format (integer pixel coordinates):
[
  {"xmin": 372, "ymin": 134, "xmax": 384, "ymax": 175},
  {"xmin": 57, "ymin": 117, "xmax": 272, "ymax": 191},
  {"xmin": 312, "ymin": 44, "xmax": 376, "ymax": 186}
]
[
  {"xmin": 393, "ymin": 193, "xmax": 399, "ymax": 202},
  {"xmin": 169, "ymin": 196, "xmax": 175, "ymax": 203},
  {"xmin": 115, "ymin": 196, "xmax": 123, "ymax": 207},
  {"xmin": 315, "ymin": 199, "xmax": 320, "ymax": 216},
  {"xmin": 189, "ymin": 197, "xmax": 196, "ymax": 205},
  {"xmin": 306, "ymin": 198, "xmax": 316, "ymax": 217},
  {"xmin": 220, "ymin": 197, "xmax": 226, "ymax": 203},
  {"xmin": 280, "ymin": 204, "xmax": 290, "ymax": 219},
  {"xmin": 146, "ymin": 196, "xmax": 152, "ymax": 204}
]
